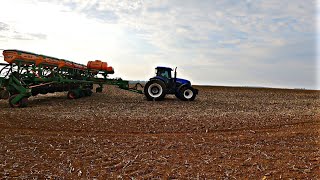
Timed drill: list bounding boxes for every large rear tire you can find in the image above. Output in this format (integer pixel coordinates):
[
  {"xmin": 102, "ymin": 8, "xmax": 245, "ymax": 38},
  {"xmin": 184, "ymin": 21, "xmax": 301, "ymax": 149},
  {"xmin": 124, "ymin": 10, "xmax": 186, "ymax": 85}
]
[
  {"xmin": 144, "ymin": 80, "xmax": 166, "ymax": 101},
  {"xmin": 178, "ymin": 86, "xmax": 197, "ymax": 101}
]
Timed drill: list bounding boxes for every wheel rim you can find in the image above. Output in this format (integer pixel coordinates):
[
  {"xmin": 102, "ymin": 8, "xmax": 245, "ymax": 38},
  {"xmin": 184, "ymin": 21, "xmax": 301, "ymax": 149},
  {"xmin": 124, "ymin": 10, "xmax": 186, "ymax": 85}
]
[
  {"xmin": 184, "ymin": 89, "xmax": 193, "ymax": 99},
  {"xmin": 148, "ymin": 83, "xmax": 163, "ymax": 98}
]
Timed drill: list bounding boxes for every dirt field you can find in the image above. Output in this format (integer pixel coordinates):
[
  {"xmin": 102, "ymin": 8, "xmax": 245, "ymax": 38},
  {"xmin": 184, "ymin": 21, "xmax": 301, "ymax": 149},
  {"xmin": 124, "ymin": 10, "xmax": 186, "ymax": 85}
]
[{"xmin": 0, "ymin": 85, "xmax": 319, "ymax": 179}]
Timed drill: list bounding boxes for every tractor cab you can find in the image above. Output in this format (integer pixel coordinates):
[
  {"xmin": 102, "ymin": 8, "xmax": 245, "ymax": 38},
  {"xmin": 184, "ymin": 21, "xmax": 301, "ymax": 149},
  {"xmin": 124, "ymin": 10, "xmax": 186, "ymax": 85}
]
[
  {"xmin": 155, "ymin": 66, "xmax": 176, "ymax": 90},
  {"xmin": 155, "ymin": 66, "xmax": 172, "ymax": 79}
]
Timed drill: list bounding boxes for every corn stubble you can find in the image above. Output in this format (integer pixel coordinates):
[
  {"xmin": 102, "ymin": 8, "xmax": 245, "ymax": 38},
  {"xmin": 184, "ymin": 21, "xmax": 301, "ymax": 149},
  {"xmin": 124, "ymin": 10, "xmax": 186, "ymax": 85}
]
[{"xmin": 0, "ymin": 85, "xmax": 319, "ymax": 179}]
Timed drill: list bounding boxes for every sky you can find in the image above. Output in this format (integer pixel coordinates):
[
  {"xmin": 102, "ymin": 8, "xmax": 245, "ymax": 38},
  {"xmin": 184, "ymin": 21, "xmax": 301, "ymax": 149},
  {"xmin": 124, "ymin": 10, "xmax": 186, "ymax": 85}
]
[{"xmin": 0, "ymin": 0, "xmax": 318, "ymax": 89}]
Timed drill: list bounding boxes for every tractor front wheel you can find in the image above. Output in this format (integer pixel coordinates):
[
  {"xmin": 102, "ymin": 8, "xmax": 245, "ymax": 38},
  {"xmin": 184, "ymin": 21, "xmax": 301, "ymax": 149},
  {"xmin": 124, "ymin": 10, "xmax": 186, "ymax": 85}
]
[
  {"xmin": 178, "ymin": 86, "xmax": 197, "ymax": 101},
  {"xmin": 144, "ymin": 80, "xmax": 166, "ymax": 101}
]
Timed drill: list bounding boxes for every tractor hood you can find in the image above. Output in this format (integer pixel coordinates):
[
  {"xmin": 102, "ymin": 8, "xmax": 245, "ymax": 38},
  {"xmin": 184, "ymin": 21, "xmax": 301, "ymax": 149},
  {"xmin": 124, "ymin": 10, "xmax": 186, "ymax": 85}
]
[{"xmin": 176, "ymin": 78, "xmax": 191, "ymax": 85}]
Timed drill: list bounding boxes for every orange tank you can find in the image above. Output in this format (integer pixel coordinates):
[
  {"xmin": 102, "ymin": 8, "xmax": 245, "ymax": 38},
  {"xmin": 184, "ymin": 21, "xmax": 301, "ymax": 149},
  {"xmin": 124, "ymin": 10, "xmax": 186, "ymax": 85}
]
[
  {"xmin": 3, "ymin": 50, "xmax": 18, "ymax": 64},
  {"xmin": 3, "ymin": 50, "xmax": 43, "ymax": 65},
  {"xmin": 62, "ymin": 60, "xmax": 74, "ymax": 69},
  {"xmin": 41, "ymin": 55, "xmax": 60, "ymax": 67},
  {"xmin": 74, "ymin": 63, "xmax": 86, "ymax": 70},
  {"xmin": 57, "ymin": 60, "xmax": 65, "ymax": 68},
  {"xmin": 106, "ymin": 66, "xmax": 114, "ymax": 72},
  {"xmin": 87, "ymin": 60, "xmax": 108, "ymax": 71}
]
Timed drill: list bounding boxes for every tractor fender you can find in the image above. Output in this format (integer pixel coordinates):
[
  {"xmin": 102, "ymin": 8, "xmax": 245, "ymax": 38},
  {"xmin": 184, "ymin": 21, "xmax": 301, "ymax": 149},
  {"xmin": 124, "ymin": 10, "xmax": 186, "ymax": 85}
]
[
  {"xmin": 176, "ymin": 84, "xmax": 191, "ymax": 93},
  {"xmin": 149, "ymin": 77, "xmax": 167, "ymax": 88}
]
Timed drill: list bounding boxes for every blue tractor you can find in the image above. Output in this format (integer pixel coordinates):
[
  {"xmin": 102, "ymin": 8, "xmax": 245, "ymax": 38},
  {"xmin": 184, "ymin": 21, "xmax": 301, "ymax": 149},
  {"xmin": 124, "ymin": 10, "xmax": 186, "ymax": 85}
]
[{"xmin": 144, "ymin": 66, "xmax": 198, "ymax": 101}]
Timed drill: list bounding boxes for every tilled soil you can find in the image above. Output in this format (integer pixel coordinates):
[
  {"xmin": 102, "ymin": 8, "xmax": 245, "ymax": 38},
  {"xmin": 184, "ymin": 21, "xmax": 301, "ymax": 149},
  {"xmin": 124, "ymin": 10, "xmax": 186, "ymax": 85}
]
[{"xmin": 0, "ymin": 85, "xmax": 319, "ymax": 179}]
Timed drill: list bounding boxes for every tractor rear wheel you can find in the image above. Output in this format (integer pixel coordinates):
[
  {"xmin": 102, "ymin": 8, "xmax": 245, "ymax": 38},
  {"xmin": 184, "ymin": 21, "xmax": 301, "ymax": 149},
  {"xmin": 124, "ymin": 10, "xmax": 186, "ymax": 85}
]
[
  {"xmin": 178, "ymin": 86, "xmax": 197, "ymax": 101},
  {"xmin": 144, "ymin": 80, "xmax": 166, "ymax": 101},
  {"xmin": 9, "ymin": 95, "xmax": 28, "ymax": 108}
]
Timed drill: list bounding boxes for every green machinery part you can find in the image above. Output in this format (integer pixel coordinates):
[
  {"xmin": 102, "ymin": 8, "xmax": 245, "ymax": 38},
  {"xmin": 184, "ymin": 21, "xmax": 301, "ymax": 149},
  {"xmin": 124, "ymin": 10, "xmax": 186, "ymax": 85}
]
[
  {"xmin": 0, "ymin": 60, "xmax": 143, "ymax": 108},
  {"xmin": 93, "ymin": 78, "xmax": 143, "ymax": 94}
]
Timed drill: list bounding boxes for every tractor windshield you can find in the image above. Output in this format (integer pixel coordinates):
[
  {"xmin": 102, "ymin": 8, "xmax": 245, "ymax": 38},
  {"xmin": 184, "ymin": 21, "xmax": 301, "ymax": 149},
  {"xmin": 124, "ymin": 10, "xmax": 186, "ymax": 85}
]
[{"xmin": 156, "ymin": 68, "xmax": 171, "ymax": 79}]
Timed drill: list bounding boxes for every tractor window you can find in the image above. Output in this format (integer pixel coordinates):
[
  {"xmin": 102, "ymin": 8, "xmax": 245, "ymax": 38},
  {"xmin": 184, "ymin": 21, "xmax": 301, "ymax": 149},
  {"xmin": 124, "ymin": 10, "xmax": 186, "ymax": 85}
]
[
  {"xmin": 161, "ymin": 71, "xmax": 169, "ymax": 78},
  {"xmin": 156, "ymin": 69, "xmax": 171, "ymax": 79}
]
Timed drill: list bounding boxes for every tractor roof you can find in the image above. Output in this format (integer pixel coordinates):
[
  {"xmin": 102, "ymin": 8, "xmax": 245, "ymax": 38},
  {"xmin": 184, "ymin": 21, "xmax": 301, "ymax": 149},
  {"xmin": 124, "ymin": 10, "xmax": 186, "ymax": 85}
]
[{"xmin": 156, "ymin": 66, "xmax": 173, "ymax": 71}]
